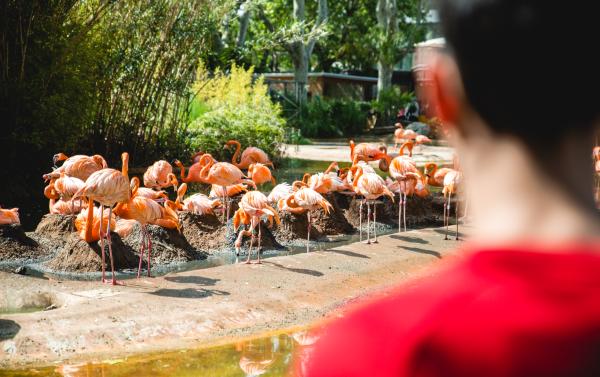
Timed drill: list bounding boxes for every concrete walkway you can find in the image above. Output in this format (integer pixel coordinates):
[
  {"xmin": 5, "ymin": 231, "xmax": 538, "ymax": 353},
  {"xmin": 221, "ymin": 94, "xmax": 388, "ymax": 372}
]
[
  {"xmin": 283, "ymin": 143, "xmax": 455, "ymax": 167},
  {"xmin": 0, "ymin": 226, "xmax": 466, "ymax": 368}
]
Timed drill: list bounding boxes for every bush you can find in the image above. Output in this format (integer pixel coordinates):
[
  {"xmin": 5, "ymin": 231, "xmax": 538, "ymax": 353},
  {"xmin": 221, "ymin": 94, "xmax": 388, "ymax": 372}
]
[
  {"xmin": 187, "ymin": 63, "xmax": 285, "ymax": 160},
  {"xmin": 371, "ymin": 88, "xmax": 415, "ymax": 127},
  {"xmin": 287, "ymin": 97, "xmax": 370, "ymax": 138}
]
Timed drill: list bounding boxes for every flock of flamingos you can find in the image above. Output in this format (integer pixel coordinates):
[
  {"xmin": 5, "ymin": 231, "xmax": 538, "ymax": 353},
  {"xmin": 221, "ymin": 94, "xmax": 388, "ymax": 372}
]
[{"xmin": 2, "ymin": 132, "xmax": 599, "ymax": 285}]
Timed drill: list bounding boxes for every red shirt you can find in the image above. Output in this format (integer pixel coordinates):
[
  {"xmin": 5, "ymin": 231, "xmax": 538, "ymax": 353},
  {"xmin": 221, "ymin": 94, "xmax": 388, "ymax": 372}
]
[{"xmin": 297, "ymin": 245, "xmax": 600, "ymax": 377}]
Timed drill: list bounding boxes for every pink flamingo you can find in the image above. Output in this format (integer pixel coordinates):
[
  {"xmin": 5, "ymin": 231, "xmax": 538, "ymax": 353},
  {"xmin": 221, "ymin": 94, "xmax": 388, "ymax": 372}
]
[
  {"xmin": 0, "ymin": 207, "xmax": 20, "ymax": 225},
  {"xmin": 388, "ymin": 156, "xmax": 429, "ymax": 232},
  {"xmin": 74, "ymin": 152, "xmax": 130, "ymax": 285},
  {"xmin": 424, "ymin": 163, "xmax": 463, "ymax": 240},
  {"xmin": 143, "ymin": 160, "xmax": 178, "ymax": 191},
  {"xmin": 233, "ymin": 191, "xmax": 280, "ymax": 264},
  {"xmin": 44, "ymin": 154, "xmax": 107, "ymax": 181},
  {"xmin": 351, "ymin": 165, "xmax": 395, "ymax": 244},
  {"xmin": 197, "ymin": 154, "xmax": 256, "ymax": 221},
  {"xmin": 224, "ymin": 140, "xmax": 274, "ymax": 169}
]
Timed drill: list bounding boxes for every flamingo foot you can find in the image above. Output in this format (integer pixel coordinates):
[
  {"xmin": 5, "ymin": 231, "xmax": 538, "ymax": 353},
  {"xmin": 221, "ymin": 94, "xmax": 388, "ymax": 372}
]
[{"xmin": 102, "ymin": 278, "xmax": 124, "ymax": 286}]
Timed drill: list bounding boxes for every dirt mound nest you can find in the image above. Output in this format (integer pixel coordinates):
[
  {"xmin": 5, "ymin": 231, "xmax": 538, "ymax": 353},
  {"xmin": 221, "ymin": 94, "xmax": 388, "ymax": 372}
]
[
  {"xmin": 30, "ymin": 214, "xmax": 77, "ymax": 254},
  {"xmin": 274, "ymin": 211, "xmax": 324, "ymax": 244},
  {"xmin": 311, "ymin": 193, "xmax": 356, "ymax": 236},
  {"xmin": 180, "ymin": 212, "xmax": 228, "ymax": 253},
  {"xmin": 123, "ymin": 222, "xmax": 203, "ymax": 265},
  {"xmin": 226, "ymin": 221, "xmax": 284, "ymax": 253},
  {"xmin": 0, "ymin": 224, "xmax": 49, "ymax": 266},
  {"xmin": 44, "ymin": 233, "xmax": 138, "ymax": 273}
]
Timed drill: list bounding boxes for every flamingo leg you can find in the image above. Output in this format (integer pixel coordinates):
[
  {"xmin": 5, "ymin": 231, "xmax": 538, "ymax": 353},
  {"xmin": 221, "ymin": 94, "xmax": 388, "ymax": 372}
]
[
  {"xmin": 99, "ymin": 204, "xmax": 106, "ymax": 283},
  {"xmin": 403, "ymin": 193, "xmax": 408, "ymax": 232},
  {"xmin": 137, "ymin": 224, "xmax": 145, "ymax": 279},
  {"xmin": 306, "ymin": 211, "xmax": 311, "ymax": 253},
  {"xmin": 245, "ymin": 225, "xmax": 254, "ymax": 264},
  {"xmin": 147, "ymin": 225, "xmax": 153, "ymax": 277},
  {"xmin": 106, "ymin": 206, "xmax": 119, "ymax": 285},
  {"xmin": 359, "ymin": 200, "xmax": 363, "ymax": 242},
  {"xmin": 455, "ymin": 195, "xmax": 460, "ymax": 241},
  {"xmin": 366, "ymin": 201, "xmax": 371, "ymax": 244},
  {"xmin": 398, "ymin": 193, "xmax": 402, "ymax": 233},
  {"xmin": 222, "ymin": 187, "xmax": 226, "ymax": 222},
  {"xmin": 445, "ymin": 194, "xmax": 451, "ymax": 240},
  {"xmin": 373, "ymin": 201, "xmax": 378, "ymax": 243},
  {"xmin": 256, "ymin": 221, "xmax": 262, "ymax": 264},
  {"xmin": 443, "ymin": 193, "xmax": 448, "ymax": 240}
]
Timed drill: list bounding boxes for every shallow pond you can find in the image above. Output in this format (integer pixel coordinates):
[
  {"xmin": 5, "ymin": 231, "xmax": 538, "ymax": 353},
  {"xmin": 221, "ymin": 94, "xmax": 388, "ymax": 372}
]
[{"xmin": 1, "ymin": 330, "xmax": 317, "ymax": 377}]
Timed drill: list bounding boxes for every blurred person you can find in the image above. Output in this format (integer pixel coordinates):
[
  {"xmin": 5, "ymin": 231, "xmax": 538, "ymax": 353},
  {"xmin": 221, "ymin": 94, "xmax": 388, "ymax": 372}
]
[{"xmin": 298, "ymin": 0, "xmax": 600, "ymax": 376}]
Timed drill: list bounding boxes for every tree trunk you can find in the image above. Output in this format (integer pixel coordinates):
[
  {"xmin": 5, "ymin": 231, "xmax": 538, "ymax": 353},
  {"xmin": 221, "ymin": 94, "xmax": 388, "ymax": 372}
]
[
  {"xmin": 236, "ymin": 1, "xmax": 251, "ymax": 49},
  {"xmin": 291, "ymin": 0, "xmax": 328, "ymax": 104},
  {"xmin": 376, "ymin": 0, "xmax": 397, "ymax": 99}
]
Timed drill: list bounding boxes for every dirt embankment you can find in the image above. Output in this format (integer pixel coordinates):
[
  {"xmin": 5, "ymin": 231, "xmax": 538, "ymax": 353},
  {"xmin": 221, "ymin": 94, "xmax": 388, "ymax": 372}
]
[{"xmin": 0, "ymin": 192, "xmax": 458, "ymax": 274}]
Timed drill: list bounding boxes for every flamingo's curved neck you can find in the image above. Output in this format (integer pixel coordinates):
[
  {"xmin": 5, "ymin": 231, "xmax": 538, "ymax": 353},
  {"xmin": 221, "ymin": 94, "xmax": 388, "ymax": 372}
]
[
  {"xmin": 130, "ymin": 177, "xmax": 140, "ymax": 197},
  {"xmin": 230, "ymin": 141, "xmax": 242, "ymax": 166},
  {"xmin": 302, "ymin": 173, "xmax": 311, "ymax": 185},
  {"xmin": 176, "ymin": 183, "xmax": 187, "ymax": 205},
  {"xmin": 349, "ymin": 140, "xmax": 355, "ymax": 159},
  {"xmin": 352, "ymin": 167, "xmax": 363, "ymax": 187},
  {"xmin": 199, "ymin": 157, "xmax": 214, "ymax": 181},
  {"xmin": 121, "ymin": 153, "xmax": 129, "ymax": 180}
]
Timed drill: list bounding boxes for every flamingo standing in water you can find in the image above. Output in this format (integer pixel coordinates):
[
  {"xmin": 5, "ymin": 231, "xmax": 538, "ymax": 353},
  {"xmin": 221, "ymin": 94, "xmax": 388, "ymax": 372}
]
[
  {"xmin": 247, "ymin": 163, "xmax": 276, "ymax": 187},
  {"xmin": 224, "ymin": 140, "xmax": 273, "ymax": 169},
  {"xmin": 351, "ymin": 165, "xmax": 394, "ymax": 244},
  {"xmin": 74, "ymin": 152, "xmax": 130, "ymax": 285},
  {"xmin": 44, "ymin": 153, "xmax": 107, "ymax": 181},
  {"xmin": 0, "ymin": 207, "xmax": 20, "ymax": 225},
  {"xmin": 143, "ymin": 160, "xmax": 178, "ymax": 191},
  {"xmin": 197, "ymin": 154, "xmax": 256, "ymax": 221},
  {"xmin": 388, "ymin": 155, "xmax": 429, "ymax": 232},
  {"xmin": 233, "ymin": 191, "xmax": 280, "ymax": 264},
  {"xmin": 424, "ymin": 163, "xmax": 463, "ymax": 240},
  {"xmin": 278, "ymin": 182, "xmax": 332, "ymax": 252}
]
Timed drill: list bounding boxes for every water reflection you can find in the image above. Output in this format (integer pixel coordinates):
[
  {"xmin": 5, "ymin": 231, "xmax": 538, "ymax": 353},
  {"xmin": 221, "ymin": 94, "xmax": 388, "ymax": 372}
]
[{"xmin": 4, "ymin": 330, "xmax": 320, "ymax": 377}]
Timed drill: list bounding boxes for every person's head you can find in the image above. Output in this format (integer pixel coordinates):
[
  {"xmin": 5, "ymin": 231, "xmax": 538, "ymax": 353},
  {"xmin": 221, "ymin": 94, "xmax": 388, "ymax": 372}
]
[{"xmin": 427, "ymin": 0, "xmax": 599, "ymax": 239}]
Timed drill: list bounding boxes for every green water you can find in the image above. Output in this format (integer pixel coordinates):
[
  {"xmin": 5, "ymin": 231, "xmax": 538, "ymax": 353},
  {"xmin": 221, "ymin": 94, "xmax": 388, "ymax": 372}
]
[{"xmin": 0, "ymin": 331, "xmax": 314, "ymax": 377}]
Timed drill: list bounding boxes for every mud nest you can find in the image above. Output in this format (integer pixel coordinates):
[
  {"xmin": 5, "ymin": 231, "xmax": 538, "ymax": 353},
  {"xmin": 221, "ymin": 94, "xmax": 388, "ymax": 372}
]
[
  {"xmin": 0, "ymin": 224, "xmax": 49, "ymax": 265},
  {"xmin": 180, "ymin": 212, "xmax": 229, "ymax": 253},
  {"xmin": 30, "ymin": 214, "xmax": 77, "ymax": 254},
  {"xmin": 226, "ymin": 221, "xmax": 284, "ymax": 252},
  {"xmin": 123, "ymin": 222, "xmax": 204, "ymax": 265},
  {"xmin": 44, "ymin": 232, "xmax": 139, "ymax": 273}
]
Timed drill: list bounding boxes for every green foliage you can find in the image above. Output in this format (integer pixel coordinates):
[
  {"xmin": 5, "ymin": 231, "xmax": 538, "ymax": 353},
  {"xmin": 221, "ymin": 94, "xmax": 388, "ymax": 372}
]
[
  {"xmin": 371, "ymin": 88, "xmax": 415, "ymax": 126},
  {"xmin": 187, "ymin": 64, "xmax": 285, "ymax": 160},
  {"xmin": 287, "ymin": 97, "xmax": 370, "ymax": 138}
]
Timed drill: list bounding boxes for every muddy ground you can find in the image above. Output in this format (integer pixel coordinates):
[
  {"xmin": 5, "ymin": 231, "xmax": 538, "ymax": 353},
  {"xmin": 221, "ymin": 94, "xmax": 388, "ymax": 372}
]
[{"xmin": 0, "ymin": 192, "xmax": 461, "ymax": 274}]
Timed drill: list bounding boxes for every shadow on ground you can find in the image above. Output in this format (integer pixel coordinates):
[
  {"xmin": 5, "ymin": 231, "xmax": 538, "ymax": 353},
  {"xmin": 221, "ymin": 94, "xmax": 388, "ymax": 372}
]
[
  {"xmin": 149, "ymin": 288, "xmax": 230, "ymax": 299},
  {"xmin": 400, "ymin": 246, "xmax": 442, "ymax": 259},
  {"xmin": 264, "ymin": 261, "xmax": 324, "ymax": 277},
  {"xmin": 164, "ymin": 276, "xmax": 219, "ymax": 286},
  {"xmin": 390, "ymin": 234, "xmax": 430, "ymax": 244},
  {"xmin": 0, "ymin": 319, "xmax": 21, "ymax": 341},
  {"xmin": 325, "ymin": 249, "xmax": 370, "ymax": 259}
]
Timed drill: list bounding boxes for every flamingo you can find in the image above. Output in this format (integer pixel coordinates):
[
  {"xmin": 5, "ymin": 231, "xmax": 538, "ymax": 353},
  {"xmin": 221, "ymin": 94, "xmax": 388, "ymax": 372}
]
[
  {"xmin": 351, "ymin": 165, "xmax": 394, "ymax": 244},
  {"xmin": 394, "ymin": 123, "xmax": 418, "ymax": 149},
  {"xmin": 278, "ymin": 181, "xmax": 332, "ymax": 252},
  {"xmin": 75, "ymin": 204, "xmax": 116, "ymax": 243},
  {"xmin": 224, "ymin": 140, "xmax": 273, "ymax": 169},
  {"xmin": 74, "ymin": 152, "xmax": 130, "ymax": 285},
  {"xmin": 44, "ymin": 154, "xmax": 107, "ymax": 181},
  {"xmin": 129, "ymin": 177, "xmax": 168, "ymax": 202},
  {"xmin": 172, "ymin": 155, "xmax": 215, "ymax": 184},
  {"xmin": 349, "ymin": 140, "xmax": 391, "ymax": 170},
  {"xmin": 197, "ymin": 154, "xmax": 257, "ymax": 221},
  {"xmin": 53, "ymin": 172, "xmax": 85, "ymax": 216},
  {"xmin": 0, "ymin": 207, "xmax": 20, "ymax": 225},
  {"xmin": 209, "ymin": 184, "xmax": 248, "ymax": 199},
  {"xmin": 304, "ymin": 162, "xmax": 348, "ymax": 194},
  {"xmin": 143, "ymin": 160, "xmax": 178, "ymax": 191},
  {"xmin": 114, "ymin": 178, "xmax": 164, "ymax": 278},
  {"xmin": 177, "ymin": 183, "xmax": 222, "ymax": 215},
  {"xmin": 45, "ymin": 179, "xmax": 85, "ymax": 215},
  {"xmin": 267, "ymin": 183, "xmax": 294, "ymax": 204},
  {"xmin": 388, "ymin": 156, "xmax": 429, "ymax": 232},
  {"xmin": 424, "ymin": 163, "xmax": 463, "ymax": 240},
  {"xmin": 247, "ymin": 163, "xmax": 276, "ymax": 187},
  {"xmin": 233, "ymin": 191, "xmax": 280, "ymax": 264}
]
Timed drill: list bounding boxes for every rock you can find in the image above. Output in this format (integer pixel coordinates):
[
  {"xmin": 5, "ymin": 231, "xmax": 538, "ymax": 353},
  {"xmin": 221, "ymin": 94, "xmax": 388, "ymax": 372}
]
[{"xmin": 13, "ymin": 266, "xmax": 27, "ymax": 275}]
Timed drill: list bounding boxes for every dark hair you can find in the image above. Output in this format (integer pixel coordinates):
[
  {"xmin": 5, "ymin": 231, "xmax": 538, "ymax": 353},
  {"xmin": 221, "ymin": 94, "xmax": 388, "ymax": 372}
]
[{"xmin": 438, "ymin": 0, "xmax": 599, "ymax": 144}]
